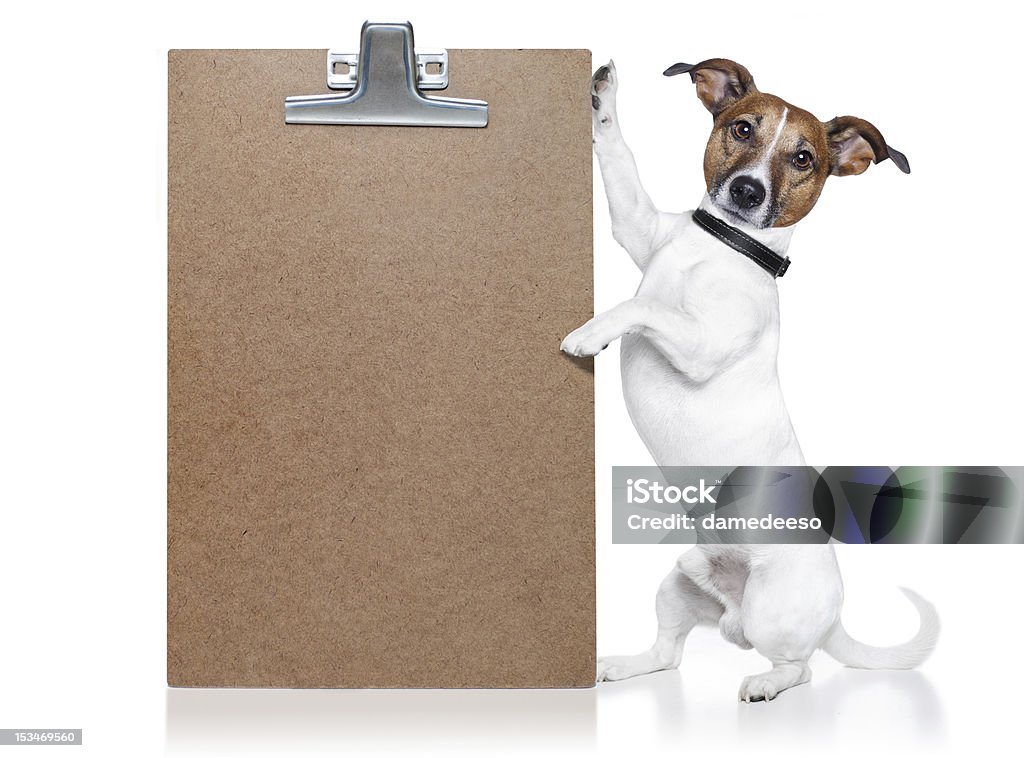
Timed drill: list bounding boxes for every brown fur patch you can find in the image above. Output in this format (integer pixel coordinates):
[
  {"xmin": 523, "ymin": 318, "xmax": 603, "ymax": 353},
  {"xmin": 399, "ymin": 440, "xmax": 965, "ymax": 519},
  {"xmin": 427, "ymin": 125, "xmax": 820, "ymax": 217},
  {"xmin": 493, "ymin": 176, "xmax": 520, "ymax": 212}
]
[
  {"xmin": 701, "ymin": 93, "xmax": 832, "ymax": 228},
  {"xmin": 826, "ymin": 116, "xmax": 890, "ymax": 177}
]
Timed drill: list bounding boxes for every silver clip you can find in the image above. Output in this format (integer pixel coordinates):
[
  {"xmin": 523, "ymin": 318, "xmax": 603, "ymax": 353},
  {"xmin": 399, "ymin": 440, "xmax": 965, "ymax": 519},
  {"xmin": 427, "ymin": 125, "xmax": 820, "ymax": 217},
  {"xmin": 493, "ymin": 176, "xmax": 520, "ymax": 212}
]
[
  {"xmin": 326, "ymin": 49, "xmax": 448, "ymax": 91},
  {"xmin": 284, "ymin": 21, "xmax": 488, "ymax": 128}
]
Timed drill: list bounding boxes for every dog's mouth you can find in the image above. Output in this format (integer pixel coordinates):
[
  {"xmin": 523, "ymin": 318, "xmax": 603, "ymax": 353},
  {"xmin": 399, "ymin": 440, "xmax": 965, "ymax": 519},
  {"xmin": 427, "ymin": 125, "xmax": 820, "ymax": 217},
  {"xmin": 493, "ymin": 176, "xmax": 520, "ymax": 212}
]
[
  {"xmin": 709, "ymin": 187, "xmax": 777, "ymax": 230},
  {"xmin": 719, "ymin": 204, "xmax": 753, "ymax": 224},
  {"xmin": 710, "ymin": 195, "xmax": 763, "ymax": 229}
]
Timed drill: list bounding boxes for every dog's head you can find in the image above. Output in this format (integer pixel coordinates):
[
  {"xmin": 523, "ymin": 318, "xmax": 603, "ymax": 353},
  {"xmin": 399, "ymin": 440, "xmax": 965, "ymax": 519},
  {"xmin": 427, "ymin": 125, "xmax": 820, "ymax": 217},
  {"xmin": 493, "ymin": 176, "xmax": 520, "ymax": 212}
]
[{"xmin": 665, "ymin": 58, "xmax": 910, "ymax": 229}]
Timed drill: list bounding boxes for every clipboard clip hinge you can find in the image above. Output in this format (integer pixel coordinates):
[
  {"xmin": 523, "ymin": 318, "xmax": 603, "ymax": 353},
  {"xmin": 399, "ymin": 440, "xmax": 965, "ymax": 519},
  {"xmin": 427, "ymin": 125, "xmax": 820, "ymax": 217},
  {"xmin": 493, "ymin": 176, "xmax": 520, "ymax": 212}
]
[
  {"xmin": 284, "ymin": 21, "xmax": 488, "ymax": 128},
  {"xmin": 327, "ymin": 49, "xmax": 449, "ymax": 91}
]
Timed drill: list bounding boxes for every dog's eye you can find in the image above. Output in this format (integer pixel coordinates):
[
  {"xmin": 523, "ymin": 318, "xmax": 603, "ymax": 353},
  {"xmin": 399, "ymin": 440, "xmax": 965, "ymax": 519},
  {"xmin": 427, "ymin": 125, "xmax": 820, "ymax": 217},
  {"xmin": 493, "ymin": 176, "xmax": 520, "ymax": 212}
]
[
  {"xmin": 793, "ymin": 151, "xmax": 814, "ymax": 170},
  {"xmin": 731, "ymin": 121, "xmax": 752, "ymax": 141}
]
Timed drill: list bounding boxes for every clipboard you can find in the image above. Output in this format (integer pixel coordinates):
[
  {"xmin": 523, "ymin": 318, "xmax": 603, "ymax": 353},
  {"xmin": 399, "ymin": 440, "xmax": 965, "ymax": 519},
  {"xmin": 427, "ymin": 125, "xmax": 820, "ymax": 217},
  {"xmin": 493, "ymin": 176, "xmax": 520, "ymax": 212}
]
[{"xmin": 167, "ymin": 23, "xmax": 595, "ymax": 688}]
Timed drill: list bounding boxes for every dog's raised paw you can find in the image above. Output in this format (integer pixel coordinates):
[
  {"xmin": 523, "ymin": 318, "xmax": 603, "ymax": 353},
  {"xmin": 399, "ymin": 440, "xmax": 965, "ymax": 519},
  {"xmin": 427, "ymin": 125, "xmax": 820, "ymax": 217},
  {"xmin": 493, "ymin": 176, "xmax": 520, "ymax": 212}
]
[
  {"xmin": 591, "ymin": 60, "xmax": 617, "ymax": 129},
  {"xmin": 592, "ymin": 62, "xmax": 615, "ymax": 97},
  {"xmin": 560, "ymin": 323, "xmax": 607, "ymax": 358}
]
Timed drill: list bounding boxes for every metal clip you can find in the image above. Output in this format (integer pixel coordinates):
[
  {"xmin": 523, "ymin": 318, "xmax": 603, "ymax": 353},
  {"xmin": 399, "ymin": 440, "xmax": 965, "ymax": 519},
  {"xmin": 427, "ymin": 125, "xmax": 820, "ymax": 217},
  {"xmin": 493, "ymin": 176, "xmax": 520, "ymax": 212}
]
[
  {"xmin": 284, "ymin": 21, "xmax": 488, "ymax": 128},
  {"xmin": 326, "ymin": 49, "xmax": 448, "ymax": 91}
]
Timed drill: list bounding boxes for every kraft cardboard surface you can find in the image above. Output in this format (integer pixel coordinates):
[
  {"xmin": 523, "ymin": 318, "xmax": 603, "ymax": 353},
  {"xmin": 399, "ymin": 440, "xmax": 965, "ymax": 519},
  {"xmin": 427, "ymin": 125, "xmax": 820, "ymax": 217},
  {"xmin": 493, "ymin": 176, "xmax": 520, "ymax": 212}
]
[{"xmin": 167, "ymin": 49, "xmax": 595, "ymax": 687}]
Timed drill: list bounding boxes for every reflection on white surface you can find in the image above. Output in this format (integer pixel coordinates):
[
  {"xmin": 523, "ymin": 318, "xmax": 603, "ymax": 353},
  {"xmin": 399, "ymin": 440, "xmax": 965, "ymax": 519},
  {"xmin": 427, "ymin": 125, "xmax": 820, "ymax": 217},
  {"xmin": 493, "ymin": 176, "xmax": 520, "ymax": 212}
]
[
  {"xmin": 166, "ymin": 686, "xmax": 596, "ymax": 755},
  {"xmin": 734, "ymin": 667, "xmax": 945, "ymax": 745},
  {"xmin": 166, "ymin": 645, "xmax": 944, "ymax": 756},
  {"xmin": 594, "ymin": 645, "xmax": 946, "ymax": 755}
]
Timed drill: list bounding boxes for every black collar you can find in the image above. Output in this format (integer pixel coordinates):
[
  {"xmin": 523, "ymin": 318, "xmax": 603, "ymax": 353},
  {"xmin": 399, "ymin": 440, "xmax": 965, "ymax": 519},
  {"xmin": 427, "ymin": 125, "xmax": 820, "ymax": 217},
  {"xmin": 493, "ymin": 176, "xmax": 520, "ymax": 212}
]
[{"xmin": 691, "ymin": 208, "xmax": 791, "ymax": 278}]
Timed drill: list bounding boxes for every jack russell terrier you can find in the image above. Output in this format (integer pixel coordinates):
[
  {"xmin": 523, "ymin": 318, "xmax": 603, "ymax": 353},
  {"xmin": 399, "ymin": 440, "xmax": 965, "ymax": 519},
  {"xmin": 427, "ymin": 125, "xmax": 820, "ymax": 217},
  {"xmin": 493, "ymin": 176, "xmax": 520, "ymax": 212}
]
[{"xmin": 561, "ymin": 58, "xmax": 938, "ymax": 702}]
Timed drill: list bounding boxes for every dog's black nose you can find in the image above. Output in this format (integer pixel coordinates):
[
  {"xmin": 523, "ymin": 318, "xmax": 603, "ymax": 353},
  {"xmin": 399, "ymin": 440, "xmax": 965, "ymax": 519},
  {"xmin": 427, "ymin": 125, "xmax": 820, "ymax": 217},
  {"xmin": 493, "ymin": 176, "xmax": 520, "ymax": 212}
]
[{"xmin": 729, "ymin": 176, "xmax": 766, "ymax": 209}]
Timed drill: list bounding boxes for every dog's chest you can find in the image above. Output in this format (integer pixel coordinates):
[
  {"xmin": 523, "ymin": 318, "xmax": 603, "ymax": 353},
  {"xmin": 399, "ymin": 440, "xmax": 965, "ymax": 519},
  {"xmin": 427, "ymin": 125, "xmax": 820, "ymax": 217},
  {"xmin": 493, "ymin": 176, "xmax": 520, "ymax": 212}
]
[
  {"xmin": 635, "ymin": 253, "xmax": 690, "ymax": 305},
  {"xmin": 618, "ymin": 225, "xmax": 793, "ymax": 466},
  {"xmin": 635, "ymin": 226, "xmax": 770, "ymax": 312}
]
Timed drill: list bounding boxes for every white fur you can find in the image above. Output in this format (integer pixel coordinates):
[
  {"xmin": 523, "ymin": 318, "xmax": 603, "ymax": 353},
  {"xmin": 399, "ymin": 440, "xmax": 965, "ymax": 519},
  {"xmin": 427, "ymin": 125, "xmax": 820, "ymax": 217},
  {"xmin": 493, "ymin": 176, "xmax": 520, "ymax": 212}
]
[{"xmin": 565, "ymin": 62, "xmax": 938, "ymax": 702}]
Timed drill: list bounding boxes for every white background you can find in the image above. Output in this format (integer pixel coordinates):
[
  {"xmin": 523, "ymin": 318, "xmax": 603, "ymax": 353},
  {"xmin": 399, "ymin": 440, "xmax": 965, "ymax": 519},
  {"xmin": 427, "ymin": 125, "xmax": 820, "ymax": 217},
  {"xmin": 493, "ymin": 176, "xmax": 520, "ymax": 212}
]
[{"xmin": 0, "ymin": 1, "xmax": 1021, "ymax": 756}]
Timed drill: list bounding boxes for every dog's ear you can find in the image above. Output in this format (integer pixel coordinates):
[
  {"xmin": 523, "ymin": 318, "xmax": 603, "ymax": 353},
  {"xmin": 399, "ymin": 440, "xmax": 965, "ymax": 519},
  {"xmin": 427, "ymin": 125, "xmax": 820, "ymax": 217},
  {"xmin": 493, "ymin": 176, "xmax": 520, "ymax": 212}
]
[
  {"xmin": 663, "ymin": 58, "xmax": 756, "ymax": 116},
  {"xmin": 826, "ymin": 116, "xmax": 911, "ymax": 176}
]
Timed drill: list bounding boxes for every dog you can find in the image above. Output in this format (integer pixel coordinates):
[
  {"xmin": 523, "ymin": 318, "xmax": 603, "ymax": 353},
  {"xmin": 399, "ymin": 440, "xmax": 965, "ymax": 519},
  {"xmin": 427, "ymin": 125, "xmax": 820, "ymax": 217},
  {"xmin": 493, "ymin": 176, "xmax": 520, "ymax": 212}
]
[{"xmin": 561, "ymin": 59, "xmax": 939, "ymax": 702}]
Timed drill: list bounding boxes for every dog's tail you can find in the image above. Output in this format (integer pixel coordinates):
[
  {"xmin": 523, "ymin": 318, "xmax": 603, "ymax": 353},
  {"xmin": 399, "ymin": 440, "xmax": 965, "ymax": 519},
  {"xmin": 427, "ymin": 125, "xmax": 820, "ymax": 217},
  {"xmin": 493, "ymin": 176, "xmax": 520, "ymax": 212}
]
[{"xmin": 822, "ymin": 588, "xmax": 939, "ymax": 669}]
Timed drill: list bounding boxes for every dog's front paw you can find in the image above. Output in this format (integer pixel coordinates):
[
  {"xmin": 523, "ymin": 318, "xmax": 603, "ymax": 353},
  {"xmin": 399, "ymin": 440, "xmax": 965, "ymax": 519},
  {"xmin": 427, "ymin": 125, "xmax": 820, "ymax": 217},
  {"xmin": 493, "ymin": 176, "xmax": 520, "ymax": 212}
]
[
  {"xmin": 560, "ymin": 321, "xmax": 610, "ymax": 358},
  {"xmin": 591, "ymin": 60, "xmax": 618, "ymax": 134}
]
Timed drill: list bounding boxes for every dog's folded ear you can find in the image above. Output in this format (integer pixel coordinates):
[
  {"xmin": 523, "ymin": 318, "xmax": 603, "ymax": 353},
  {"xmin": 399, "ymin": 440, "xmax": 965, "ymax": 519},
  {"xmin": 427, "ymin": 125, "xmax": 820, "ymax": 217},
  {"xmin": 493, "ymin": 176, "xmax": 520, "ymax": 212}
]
[
  {"xmin": 826, "ymin": 116, "xmax": 911, "ymax": 176},
  {"xmin": 663, "ymin": 59, "xmax": 756, "ymax": 116}
]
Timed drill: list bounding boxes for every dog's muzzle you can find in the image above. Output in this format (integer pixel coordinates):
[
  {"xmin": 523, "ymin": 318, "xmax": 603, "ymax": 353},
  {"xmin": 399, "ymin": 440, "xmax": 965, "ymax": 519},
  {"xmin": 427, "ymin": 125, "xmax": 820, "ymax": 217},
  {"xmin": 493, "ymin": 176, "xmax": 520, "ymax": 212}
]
[{"xmin": 729, "ymin": 176, "xmax": 766, "ymax": 209}]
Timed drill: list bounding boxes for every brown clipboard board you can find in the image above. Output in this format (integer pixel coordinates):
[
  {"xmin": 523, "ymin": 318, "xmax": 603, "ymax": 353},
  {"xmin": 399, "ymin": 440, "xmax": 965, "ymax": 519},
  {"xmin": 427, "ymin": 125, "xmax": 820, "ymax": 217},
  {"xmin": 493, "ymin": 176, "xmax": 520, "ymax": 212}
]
[{"xmin": 168, "ymin": 39, "xmax": 595, "ymax": 688}]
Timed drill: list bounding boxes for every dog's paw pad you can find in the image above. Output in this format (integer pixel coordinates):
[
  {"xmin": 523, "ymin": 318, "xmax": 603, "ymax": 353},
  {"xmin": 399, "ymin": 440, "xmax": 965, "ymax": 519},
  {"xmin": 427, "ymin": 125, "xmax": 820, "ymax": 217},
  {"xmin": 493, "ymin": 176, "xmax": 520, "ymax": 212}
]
[
  {"xmin": 591, "ymin": 61, "xmax": 618, "ymax": 129},
  {"xmin": 591, "ymin": 62, "xmax": 616, "ymax": 96}
]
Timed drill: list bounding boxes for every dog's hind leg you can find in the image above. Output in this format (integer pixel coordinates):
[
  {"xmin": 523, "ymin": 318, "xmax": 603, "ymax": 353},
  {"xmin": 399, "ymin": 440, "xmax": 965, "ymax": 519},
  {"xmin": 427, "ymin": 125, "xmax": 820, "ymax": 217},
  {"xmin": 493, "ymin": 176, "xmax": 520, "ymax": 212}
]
[
  {"xmin": 736, "ymin": 547, "xmax": 843, "ymax": 702},
  {"xmin": 591, "ymin": 61, "xmax": 684, "ymax": 270},
  {"xmin": 598, "ymin": 564, "xmax": 722, "ymax": 682}
]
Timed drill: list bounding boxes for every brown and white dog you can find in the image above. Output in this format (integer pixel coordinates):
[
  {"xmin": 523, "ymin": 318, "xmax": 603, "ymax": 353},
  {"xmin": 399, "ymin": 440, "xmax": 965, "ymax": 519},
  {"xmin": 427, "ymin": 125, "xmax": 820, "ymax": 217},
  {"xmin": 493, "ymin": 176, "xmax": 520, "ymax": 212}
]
[{"xmin": 561, "ymin": 59, "xmax": 937, "ymax": 701}]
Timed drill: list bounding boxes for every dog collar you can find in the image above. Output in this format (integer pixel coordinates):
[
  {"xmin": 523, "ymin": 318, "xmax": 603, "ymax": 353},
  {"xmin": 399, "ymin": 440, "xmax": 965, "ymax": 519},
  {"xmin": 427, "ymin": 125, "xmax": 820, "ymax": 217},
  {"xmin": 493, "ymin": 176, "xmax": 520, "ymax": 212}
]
[{"xmin": 691, "ymin": 208, "xmax": 791, "ymax": 278}]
